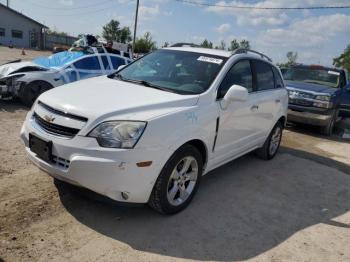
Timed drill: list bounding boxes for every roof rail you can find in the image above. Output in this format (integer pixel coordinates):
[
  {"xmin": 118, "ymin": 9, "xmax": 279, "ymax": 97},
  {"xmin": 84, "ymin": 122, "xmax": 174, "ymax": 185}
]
[{"xmin": 233, "ymin": 48, "xmax": 272, "ymax": 62}]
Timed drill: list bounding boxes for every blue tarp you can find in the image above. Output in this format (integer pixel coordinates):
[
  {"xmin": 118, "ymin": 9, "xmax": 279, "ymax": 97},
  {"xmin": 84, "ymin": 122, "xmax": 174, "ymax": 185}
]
[{"xmin": 33, "ymin": 51, "xmax": 85, "ymax": 69}]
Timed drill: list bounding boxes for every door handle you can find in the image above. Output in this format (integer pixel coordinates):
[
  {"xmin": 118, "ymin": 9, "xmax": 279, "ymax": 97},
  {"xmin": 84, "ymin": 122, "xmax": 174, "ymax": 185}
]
[
  {"xmin": 250, "ymin": 105, "xmax": 259, "ymax": 111},
  {"xmin": 275, "ymin": 99, "xmax": 281, "ymax": 103}
]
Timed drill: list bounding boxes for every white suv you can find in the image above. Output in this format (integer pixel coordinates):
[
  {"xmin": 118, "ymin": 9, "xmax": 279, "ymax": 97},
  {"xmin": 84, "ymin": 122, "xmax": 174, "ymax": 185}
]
[{"xmin": 20, "ymin": 47, "xmax": 288, "ymax": 214}]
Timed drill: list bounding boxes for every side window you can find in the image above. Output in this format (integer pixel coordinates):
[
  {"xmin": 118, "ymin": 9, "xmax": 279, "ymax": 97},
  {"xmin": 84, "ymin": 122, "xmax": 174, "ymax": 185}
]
[
  {"xmin": 218, "ymin": 60, "xmax": 253, "ymax": 99},
  {"xmin": 110, "ymin": 56, "xmax": 126, "ymax": 70},
  {"xmin": 339, "ymin": 71, "xmax": 346, "ymax": 88},
  {"xmin": 253, "ymin": 60, "xmax": 274, "ymax": 91},
  {"xmin": 11, "ymin": 30, "xmax": 23, "ymax": 39},
  {"xmin": 74, "ymin": 56, "xmax": 101, "ymax": 70},
  {"xmin": 272, "ymin": 67, "xmax": 284, "ymax": 88},
  {"xmin": 101, "ymin": 56, "xmax": 111, "ymax": 70}
]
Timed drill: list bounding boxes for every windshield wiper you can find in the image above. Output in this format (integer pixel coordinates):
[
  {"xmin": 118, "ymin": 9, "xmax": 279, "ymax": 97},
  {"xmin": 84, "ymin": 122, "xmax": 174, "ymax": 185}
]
[{"xmin": 113, "ymin": 74, "xmax": 180, "ymax": 94}]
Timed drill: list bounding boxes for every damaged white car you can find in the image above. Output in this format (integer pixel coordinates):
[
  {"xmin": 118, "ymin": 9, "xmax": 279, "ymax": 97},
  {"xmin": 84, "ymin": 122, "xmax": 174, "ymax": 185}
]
[{"xmin": 0, "ymin": 46, "xmax": 132, "ymax": 106}]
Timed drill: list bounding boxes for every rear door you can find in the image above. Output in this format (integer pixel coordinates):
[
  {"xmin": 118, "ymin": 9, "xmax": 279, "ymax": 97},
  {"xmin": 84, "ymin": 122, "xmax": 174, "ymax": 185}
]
[{"xmin": 251, "ymin": 60, "xmax": 284, "ymax": 137}]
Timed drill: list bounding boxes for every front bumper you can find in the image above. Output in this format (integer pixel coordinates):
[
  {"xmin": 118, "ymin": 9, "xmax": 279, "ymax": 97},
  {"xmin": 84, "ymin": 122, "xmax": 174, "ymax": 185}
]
[
  {"xmin": 287, "ymin": 105, "xmax": 334, "ymax": 126},
  {"xmin": 20, "ymin": 112, "xmax": 173, "ymax": 203}
]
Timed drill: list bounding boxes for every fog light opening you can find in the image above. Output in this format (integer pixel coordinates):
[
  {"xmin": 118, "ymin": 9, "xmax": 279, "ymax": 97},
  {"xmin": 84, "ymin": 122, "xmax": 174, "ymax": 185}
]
[{"xmin": 121, "ymin": 191, "xmax": 129, "ymax": 200}]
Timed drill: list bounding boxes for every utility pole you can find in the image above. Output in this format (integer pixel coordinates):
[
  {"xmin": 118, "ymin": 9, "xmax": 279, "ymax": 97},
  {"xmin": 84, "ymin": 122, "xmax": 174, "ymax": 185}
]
[
  {"xmin": 132, "ymin": 0, "xmax": 139, "ymax": 56},
  {"xmin": 7, "ymin": 0, "xmax": 9, "ymax": 7}
]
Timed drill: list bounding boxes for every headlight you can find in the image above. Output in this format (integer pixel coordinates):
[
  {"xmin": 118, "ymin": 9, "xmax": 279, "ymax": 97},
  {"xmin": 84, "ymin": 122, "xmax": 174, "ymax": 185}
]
[
  {"xmin": 315, "ymin": 95, "xmax": 331, "ymax": 101},
  {"xmin": 88, "ymin": 121, "xmax": 146, "ymax": 148}
]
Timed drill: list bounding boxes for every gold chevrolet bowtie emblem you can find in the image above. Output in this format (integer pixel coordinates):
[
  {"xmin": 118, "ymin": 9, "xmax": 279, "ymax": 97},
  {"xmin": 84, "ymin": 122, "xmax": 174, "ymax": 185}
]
[{"xmin": 43, "ymin": 115, "xmax": 55, "ymax": 123}]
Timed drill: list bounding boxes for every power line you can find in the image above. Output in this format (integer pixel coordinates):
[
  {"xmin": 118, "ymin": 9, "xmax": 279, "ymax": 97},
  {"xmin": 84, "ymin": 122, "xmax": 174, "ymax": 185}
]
[{"xmin": 174, "ymin": 0, "xmax": 350, "ymax": 10}]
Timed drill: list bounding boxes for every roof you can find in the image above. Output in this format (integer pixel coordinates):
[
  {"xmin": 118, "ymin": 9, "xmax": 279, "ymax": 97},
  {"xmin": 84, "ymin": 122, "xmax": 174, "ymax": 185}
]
[
  {"xmin": 164, "ymin": 47, "xmax": 232, "ymax": 58},
  {"xmin": 0, "ymin": 3, "xmax": 48, "ymax": 28}
]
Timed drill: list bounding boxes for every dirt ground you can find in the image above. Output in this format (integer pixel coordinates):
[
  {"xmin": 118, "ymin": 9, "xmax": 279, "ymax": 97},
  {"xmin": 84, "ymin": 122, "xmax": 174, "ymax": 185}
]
[
  {"xmin": 0, "ymin": 100, "xmax": 349, "ymax": 262},
  {"xmin": 0, "ymin": 46, "xmax": 52, "ymax": 64}
]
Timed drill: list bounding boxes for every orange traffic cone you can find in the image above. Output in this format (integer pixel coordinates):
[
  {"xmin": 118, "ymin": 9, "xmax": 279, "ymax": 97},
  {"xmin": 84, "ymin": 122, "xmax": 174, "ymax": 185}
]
[{"xmin": 21, "ymin": 48, "xmax": 26, "ymax": 55}]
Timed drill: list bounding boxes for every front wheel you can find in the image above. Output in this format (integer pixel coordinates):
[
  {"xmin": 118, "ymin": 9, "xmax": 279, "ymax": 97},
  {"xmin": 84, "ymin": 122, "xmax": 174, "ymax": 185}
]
[
  {"xmin": 149, "ymin": 145, "xmax": 203, "ymax": 214},
  {"xmin": 256, "ymin": 121, "xmax": 283, "ymax": 160},
  {"xmin": 18, "ymin": 81, "xmax": 53, "ymax": 107},
  {"xmin": 320, "ymin": 109, "xmax": 338, "ymax": 136}
]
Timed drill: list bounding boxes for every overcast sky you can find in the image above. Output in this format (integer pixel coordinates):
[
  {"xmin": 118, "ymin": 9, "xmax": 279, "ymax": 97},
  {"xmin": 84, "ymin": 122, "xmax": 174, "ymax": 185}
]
[{"xmin": 2, "ymin": 0, "xmax": 350, "ymax": 66}]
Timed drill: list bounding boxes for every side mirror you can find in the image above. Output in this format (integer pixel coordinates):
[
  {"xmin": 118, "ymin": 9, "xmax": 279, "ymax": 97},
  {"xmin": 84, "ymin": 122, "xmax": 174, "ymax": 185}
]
[
  {"xmin": 221, "ymin": 84, "xmax": 248, "ymax": 109},
  {"xmin": 117, "ymin": 65, "xmax": 126, "ymax": 71}
]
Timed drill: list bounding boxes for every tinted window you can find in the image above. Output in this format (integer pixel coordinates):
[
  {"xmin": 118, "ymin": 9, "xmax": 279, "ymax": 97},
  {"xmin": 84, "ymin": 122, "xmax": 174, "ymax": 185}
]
[
  {"xmin": 111, "ymin": 56, "xmax": 126, "ymax": 70},
  {"xmin": 74, "ymin": 56, "xmax": 101, "ymax": 70},
  {"xmin": 254, "ymin": 60, "xmax": 274, "ymax": 91},
  {"xmin": 101, "ymin": 56, "xmax": 111, "ymax": 70},
  {"xmin": 272, "ymin": 67, "xmax": 284, "ymax": 88},
  {"xmin": 218, "ymin": 60, "xmax": 253, "ymax": 99}
]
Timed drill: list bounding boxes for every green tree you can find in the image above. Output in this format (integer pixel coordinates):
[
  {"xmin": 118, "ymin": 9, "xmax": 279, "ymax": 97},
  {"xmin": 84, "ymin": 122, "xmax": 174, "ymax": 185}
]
[
  {"xmin": 239, "ymin": 39, "xmax": 250, "ymax": 49},
  {"xmin": 228, "ymin": 39, "xmax": 239, "ymax": 51},
  {"xmin": 200, "ymin": 39, "xmax": 213, "ymax": 49},
  {"xmin": 134, "ymin": 32, "xmax": 157, "ymax": 53},
  {"xmin": 228, "ymin": 39, "xmax": 251, "ymax": 51},
  {"xmin": 214, "ymin": 40, "xmax": 226, "ymax": 50},
  {"xmin": 102, "ymin": 20, "xmax": 132, "ymax": 44},
  {"xmin": 333, "ymin": 45, "xmax": 350, "ymax": 73},
  {"xmin": 119, "ymin": 27, "xmax": 132, "ymax": 43},
  {"xmin": 286, "ymin": 51, "xmax": 298, "ymax": 65}
]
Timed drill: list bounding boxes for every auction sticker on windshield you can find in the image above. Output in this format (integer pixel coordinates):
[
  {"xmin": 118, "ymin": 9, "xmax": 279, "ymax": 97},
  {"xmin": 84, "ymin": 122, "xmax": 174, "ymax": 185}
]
[{"xmin": 197, "ymin": 56, "xmax": 223, "ymax": 64}]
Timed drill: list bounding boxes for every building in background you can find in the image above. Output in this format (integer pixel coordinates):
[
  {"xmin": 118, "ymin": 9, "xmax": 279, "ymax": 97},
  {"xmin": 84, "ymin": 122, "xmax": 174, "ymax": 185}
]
[{"xmin": 0, "ymin": 2, "xmax": 48, "ymax": 49}]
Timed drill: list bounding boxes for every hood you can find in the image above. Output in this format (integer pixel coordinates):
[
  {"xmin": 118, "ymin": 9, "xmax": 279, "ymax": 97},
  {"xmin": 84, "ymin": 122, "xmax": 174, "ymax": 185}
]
[
  {"xmin": 0, "ymin": 61, "xmax": 47, "ymax": 79},
  {"xmin": 38, "ymin": 76, "xmax": 199, "ymax": 123},
  {"xmin": 285, "ymin": 80, "xmax": 338, "ymax": 94}
]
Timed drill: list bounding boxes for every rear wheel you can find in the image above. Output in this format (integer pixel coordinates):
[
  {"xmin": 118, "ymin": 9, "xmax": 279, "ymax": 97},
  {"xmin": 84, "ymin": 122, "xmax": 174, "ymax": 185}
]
[
  {"xmin": 149, "ymin": 145, "xmax": 203, "ymax": 214},
  {"xmin": 256, "ymin": 121, "xmax": 283, "ymax": 160},
  {"xmin": 18, "ymin": 81, "xmax": 53, "ymax": 107}
]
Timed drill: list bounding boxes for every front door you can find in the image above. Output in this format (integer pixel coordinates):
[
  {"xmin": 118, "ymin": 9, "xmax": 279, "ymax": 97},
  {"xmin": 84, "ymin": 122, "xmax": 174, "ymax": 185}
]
[{"xmin": 213, "ymin": 59, "xmax": 261, "ymax": 165}]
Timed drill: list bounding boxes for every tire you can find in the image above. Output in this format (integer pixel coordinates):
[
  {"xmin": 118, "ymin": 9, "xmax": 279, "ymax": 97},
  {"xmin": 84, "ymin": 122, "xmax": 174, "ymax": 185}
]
[
  {"xmin": 18, "ymin": 81, "xmax": 53, "ymax": 107},
  {"xmin": 149, "ymin": 144, "xmax": 203, "ymax": 215},
  {"xmin": 256, "ymin": 121, "xmax": 283, "ymax": 160},
  {"xmin": 320, "ymin": 109, "xmax": 338, "ymax": 136}
]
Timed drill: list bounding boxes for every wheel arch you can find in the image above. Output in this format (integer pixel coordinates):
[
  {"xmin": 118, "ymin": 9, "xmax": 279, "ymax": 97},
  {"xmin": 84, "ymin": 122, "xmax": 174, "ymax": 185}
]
[
  {"xmin": 179, "ymin": 139, "xmax": 208, "ymax": 169},
  {"xmin": 278, "ymin": 115, "xmax": 287, "ymax": 127}
]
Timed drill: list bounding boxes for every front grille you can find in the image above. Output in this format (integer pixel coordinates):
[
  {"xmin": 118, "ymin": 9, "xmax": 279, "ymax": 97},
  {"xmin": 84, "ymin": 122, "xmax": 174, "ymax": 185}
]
[
  {"xmin": 289, "ymin": 98, "xmax": 313, "ymax": 106},
  {"xmin": 33, "ymin": 112, "xmax": 80, "ymax": 137},
  {"xmin": 38, "ymin": 101, "xmax": 88, "ymax": 122}
]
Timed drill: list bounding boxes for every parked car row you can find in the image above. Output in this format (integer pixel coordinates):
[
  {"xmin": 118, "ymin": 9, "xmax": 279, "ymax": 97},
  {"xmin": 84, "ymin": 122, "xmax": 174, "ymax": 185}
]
[{"xmin": 12, "ymin": 45, "xmax": 349, "ymax": 214}]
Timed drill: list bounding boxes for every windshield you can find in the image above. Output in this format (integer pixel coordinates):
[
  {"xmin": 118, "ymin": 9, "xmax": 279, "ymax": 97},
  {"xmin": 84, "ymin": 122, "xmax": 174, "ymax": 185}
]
[
  {"xmin": 113, "ymin": 50, "xmax": 227, "ymax": 94},
  {"xmin": 283, "ymin": 67, "xmax": 341, "ymax": 88}
]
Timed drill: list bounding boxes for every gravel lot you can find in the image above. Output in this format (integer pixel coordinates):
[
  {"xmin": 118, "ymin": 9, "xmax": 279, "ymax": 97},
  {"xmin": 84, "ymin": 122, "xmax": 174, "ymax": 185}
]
[{"xmin": 0, "ymin": 49, "xmax": 350, "ymax": 261}]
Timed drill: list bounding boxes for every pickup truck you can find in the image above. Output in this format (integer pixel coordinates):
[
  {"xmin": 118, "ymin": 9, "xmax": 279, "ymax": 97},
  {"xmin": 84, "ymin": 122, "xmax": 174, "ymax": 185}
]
[{"xmin": 283, "ymin": 64, "xmax": 349, "ymax": 135}]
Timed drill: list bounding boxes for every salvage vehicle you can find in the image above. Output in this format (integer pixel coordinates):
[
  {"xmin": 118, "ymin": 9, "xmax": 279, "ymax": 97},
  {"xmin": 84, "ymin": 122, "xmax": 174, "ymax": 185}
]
[
  {"xmin": 20, "ymin": 47, "xmax": 288, "ymax": 214},
  {"xmin": 283, "ymin": 64, "xmax": 349, "ymax": 135},
  {"xmin": 0, "ymin": 45, "xmax": 132, "ymax": 106}
]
